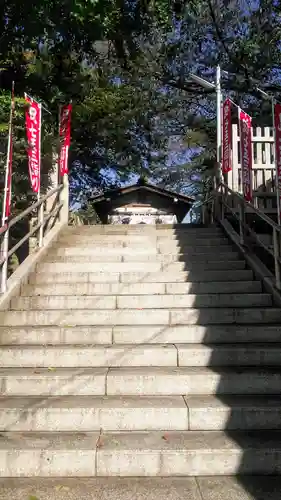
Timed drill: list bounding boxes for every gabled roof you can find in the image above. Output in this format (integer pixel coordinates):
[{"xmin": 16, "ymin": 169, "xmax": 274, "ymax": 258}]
[{"xmin": 89, "ymin": 180, "xmax": 194, "ymax": 205}]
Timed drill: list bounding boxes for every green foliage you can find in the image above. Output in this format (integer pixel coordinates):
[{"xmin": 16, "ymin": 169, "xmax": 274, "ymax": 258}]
[{"xmin": 0, "ymin": 0, "xmax": 280, "ymax": 213}]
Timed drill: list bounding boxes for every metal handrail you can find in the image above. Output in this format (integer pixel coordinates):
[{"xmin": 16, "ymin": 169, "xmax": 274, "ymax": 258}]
[
  {"xmin": 215, "ymin": 182, "xmax": 281, "ymax": 290},
  {"xmin": 0, "ymin": 184, "xmax": 63, "ymax": 236},
  {"xmin": 0, "ymin": 180, "xmax": 67, "ymax": 294},
  {"xmin": 219, "ymin": 182, "xmax": 281, "ymax": 233}
]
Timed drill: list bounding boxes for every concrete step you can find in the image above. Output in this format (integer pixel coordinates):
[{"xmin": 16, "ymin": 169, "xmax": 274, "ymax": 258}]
[
  {"xmin": 2, "ymin": 366, "xmax": 281, "ymax": 396},
  {"xmin": 37, "ymin": 262, "xmax": 163, "ymax": 273},
  {"xmin": 116, "ymin": 294, "xmax": 271, "ymax": 309},
  {"xmin": 64, "ymin": 225, "xmax": 222, "ymax": 235},
  {"xmin": 58, "ymin": 236, "xmax": 229, "ymax": 246},
  {"xmin": 1, "ymin": 395, "xmax": 281, "ymax": 432},
  {"xmin": 1, "ymin": 307, "xmax": 280, "ymax": 326},
  {"xmin": 51, "ymin": 246, "xmax": 159, "ymax": 256},
  {"xmin": 28, "ymin": 269, "xmax": 254, "ymax": 284},
  {"xmin": 1, "ymin": 343, "xmax": 281, "ymax": 368},
  {"xmin": 11, "ymin": 293, "xmax": 271, "ymax": 311},
  {"xmin": 50, "ymin": 246, "xmax": 231, "ymax": 257},
  {"xmin": 0, "ymin": 395, "xmax": 188, "ymax": 431},
  {"xmin": 1, "ymin": 323, "xmax": 280, "ymax": 346},
  {"xmin": 44, "ymin": 251, "xmax": 240, "ymax": 263},
  {"xmin": 0, "ymin": 431, "xmax": 99, "ymax": 476},
  {"xmin": 0, "ymin": 326, "xmax": 113, "ymax": 345},
  {"xmin": 0, "ymin": 476, "xmax": 232, "ymax": 500},
  {"xmin": 157, "ymin": 238, "xmax": 229, "ymax": 247},
  {"xmin": 185, "ymin": 395, "xmax": 281, "ymax": 430},
  {"xmin": 36, "ymin": 260, "xmax": 245, "ymax": 273},
  {"xmin": 112, "ymin": 325, "xmax": 281, "ymax": 344},
  {"xmin": 1, "ymin": 430, "xmax": 281, "ymax": 476},
  {"xmin": 176, "ymin": 343, "xmax": 281, "ymax": 366},
  {"xmin": 0, "ymin": 345, "xmax": 178, "ymax": 367},
  {"xmin": 0, "ymin": 368, "xmax": 108, "ymax": 395},
  {"xmin": 20, "ymin": 280, "xmax": 262, "ymax": 297},
  {"xmin": 157, "ymin": 244, "xmax": 232, "ymax": 254},
  {"xmin": 106, "ymin": 367, "xmax": 281, "ymax": 395},
  {"xmin": 91, "ymin": 430, "xmax": 281, "ymax": 476},
  {"xmin": 120, "ymin": 270, "xmax": 254, "ymax": 283}
]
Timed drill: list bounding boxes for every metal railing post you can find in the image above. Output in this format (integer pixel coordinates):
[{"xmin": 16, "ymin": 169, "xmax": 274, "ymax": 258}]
[
  {"xmin": 38, "ymin": 198, "xmax": 44, "ymax": 248},
  {"xmin": 1, "ymin": 226, "xmax": 9, "ymax": 293},
  {"xmin": 238, "ymin": 200, "xmax": 245, "ymax": 246},
  {"xmin": 273, "ymin": 228, "xmax": 281, "ymax": 290},
  {"xmin": 60, "ymin": 174, "xmax": 69, "ymax": 224}
]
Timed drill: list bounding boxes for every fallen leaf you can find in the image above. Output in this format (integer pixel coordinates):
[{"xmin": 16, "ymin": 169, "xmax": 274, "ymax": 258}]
[
  {"xmin": 33, "ymin": 370, "xmax": 40, "ymax": 374},
  {"xmin": 55, "ymin": 485, "xmax": 70, "ymax": 492},
  {"xmin": 29, "ymin": 496, "xmax": 39, "ymax": 500},
  {"xmin": 96, "ymin": 436, "xmax": 103, "ymax": 448},
  {"xmin": 48, "ymin": 367, "xmax": 56, "ymax": 372}
]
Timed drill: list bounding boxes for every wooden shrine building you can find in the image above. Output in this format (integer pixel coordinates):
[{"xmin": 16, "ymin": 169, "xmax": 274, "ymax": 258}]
[{"xmin": 88, "ymin": 178, "xmax": 194, "ymax": 225}]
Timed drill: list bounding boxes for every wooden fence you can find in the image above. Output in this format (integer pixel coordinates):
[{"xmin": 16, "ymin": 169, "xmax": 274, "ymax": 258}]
[{"xmin": 227, "ymin": 124, "xmax": 277, "ymax": 213}]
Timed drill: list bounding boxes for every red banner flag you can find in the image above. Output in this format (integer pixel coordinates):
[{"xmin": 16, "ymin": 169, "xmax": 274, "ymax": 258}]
[
  {"xmin": 274, "ymin": 103, "xmax": 281, "ymax": 223},
  {"xmin": 25, "ymin": 94, "xmax": 41, "ymax": 193},
  {"xmin": 3, "ymin": 83, "xmax": 15, "ymax": 221},
  {"xmin": 222, "ymin": 98, "xmax": 232, "ymax": 174},
  {"xmin": 239, "ymin": 109, "xmax": 253, "ymax": 202},
  {"xmin": 59, "ymin": 104, "xmax": 72, "ymax": 175}
]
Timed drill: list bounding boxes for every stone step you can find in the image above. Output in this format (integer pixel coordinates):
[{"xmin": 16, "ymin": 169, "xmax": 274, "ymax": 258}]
[
  {"xmin": 44, "ymin": 251, "xmax": 240, "ymax": 263},
  {"xmin": 1, "ymin": 307, "xmax": 280, "ymax": 326},
  {"xmin": 90, "ymin": 430, "xmax": 281, "ymax": 476},
  {"xmin": 52, "ymin": 246, "xmax": 159, "ymax": 256},
  {"xmin": 116, "ymin": 294, "xmax": 271, "ymax": 309},
  {"xmin": 1, "ymin": 395, "xmax": 281, "ymax": 432},
  {"xmin": 106, "ymin": 367, "xmax": 281, "ymax": 396},
  {"xmin": 1, "ymin": 323, "xmax": 280, "ymax": 346},
  {"xmin": 64, "ymin": 225, "xmax": 222, "ymax": 235},
  {"xmin": 157, "ymin": 238, "xmax": 229, "ymax": 247},
  {"xmin": 0, "ymin": 476, "xmax": 251, "ymax": 500},
  {"xmin": 20, "ymin": 280, "xmax": 262, "ymax": 297},
  {"xmin": 176, "ymin": 343, "xmax": 281, "ymax": 366},
  {"xmin": 120, "ymin": 270, "xmax": 254, "ymax": 283},
  {"xmin": 58, "ymin": 237, "xmax": 230, "ymax": 248},
  {"xmin": 37, "ymin": 262, "xmax": 163, "ymax": 273},
  {"xmin": 2, "ymin": 366, "xmax": 281, "ymax": 396},
  {"xmin": 112, "ymin": 325, "xmax": 281, "ymax": 345},
  {"xmin": 50, "ymin": 246, "xmax": 231, "ymax": 257},
  {"xmin": 0, "ymin": 396, "xmax": 188, "ymax": 431},
  {"xmin": 185, "ymin": 395, "xmax": 281, "ymax": 430},
  {"xmin": 1, "ymin": 430, "xmax": 281, "ymax": 476},
  {"xmin": 0, "ymin": 345, "xmax": 178, "ymax": 367},
  {"xmin": 0, "ymin": 368, "xmax": 108, "ymax": 395},
  {"xmin": 63, "ymin": 223, "xmax": 219, "ymax": 231},
  {"xmin": 36, "ymin": 260, "xmax": 245, "ymax": 273},
  {"xmin": 1, "ymin": 343, "xmax": 281, "ymax": 368},
  {"xmin": 11, "ymin": 293, "xmax": 271, "ymax": 311},
  {"xmin": 0, "ymin": 477, "xmax": 209, "ymax": 500},
  {"xmin": 0, "ymin": 326, "xmax": 113, "ymax": 345},
  {"xmin": 28, "ymin": 269, "xmax": 254, "ymax": 284}
]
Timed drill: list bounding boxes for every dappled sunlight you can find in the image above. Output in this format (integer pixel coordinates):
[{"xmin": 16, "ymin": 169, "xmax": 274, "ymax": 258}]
[{"xmin": 0, "ymin": 223, "xmax": 281, "ymax": 494}]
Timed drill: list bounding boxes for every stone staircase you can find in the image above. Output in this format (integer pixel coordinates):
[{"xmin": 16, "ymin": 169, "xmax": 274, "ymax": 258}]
[{"xmin": 0, "ymin": 223, "xmax": 281, "ymax": 478}]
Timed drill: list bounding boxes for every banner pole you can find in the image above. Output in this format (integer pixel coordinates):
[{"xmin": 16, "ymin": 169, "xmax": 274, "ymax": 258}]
[
  {"xmin": 216, "ymin": 65, "xmax": 222, "ymax": 185},
  {"xmin": 272, "ymin": 99, "xmax": 281, "ymax": 226},
  {"xmin": 1, "ymin": 82, "xmax": 15, "ymax": 293},
  {"xmin": 38, "ymin": 103, "xmax": 44, "ymax": 248}
]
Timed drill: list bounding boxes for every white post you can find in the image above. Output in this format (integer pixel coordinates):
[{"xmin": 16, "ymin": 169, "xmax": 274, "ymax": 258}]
[
  {"xmin": 38, "ymin": 103, "xmax": 44, "ymax": 248},
  {"xmin": 1, "ymin": 83, "xmax": 14, "ymax": 293},
  {"xmin": 272, "ymin": 99, "xmax": 281, "ymax": 226},
  {"xmin": 216, "ymin": 65, "xmax": 222, "ymax": 181},
  {"xmin": 60, "ymin": 174, "xmax": 69, "ymax": 224}
]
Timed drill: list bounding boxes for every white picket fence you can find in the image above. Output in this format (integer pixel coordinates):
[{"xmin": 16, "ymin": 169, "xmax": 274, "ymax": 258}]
[{"xmin": 227, "ymin": 124, "xmax": 276, "ymax": 212}]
